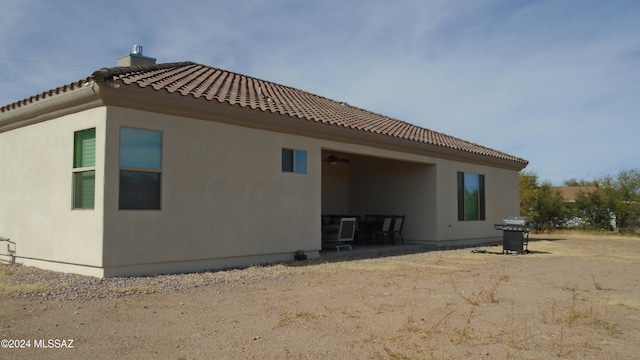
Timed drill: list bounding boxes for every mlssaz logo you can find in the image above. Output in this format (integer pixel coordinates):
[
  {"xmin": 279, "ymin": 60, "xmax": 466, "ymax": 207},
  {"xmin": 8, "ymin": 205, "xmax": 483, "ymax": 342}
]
[{"xmin": 33, "ymin": 339, "xmax": 74, "ymax": 348}]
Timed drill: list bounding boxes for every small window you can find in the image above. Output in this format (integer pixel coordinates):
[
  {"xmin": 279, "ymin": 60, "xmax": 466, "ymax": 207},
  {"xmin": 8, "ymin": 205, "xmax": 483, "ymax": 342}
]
[
  {"xmin": 282, "ymin": 148, "xmax": 307, "ymax": 174},
  {"xmin": 119, "ymin": 128, "xmax": 162, "ymax": 210},
  {"xmin": 457, "ymin": 172, "xmax": 486, "ymax": 221},
  {"xmin": 282, "ymin": 149, "xmax": 293, "ymax": 172},
  {"xmin": 72, "ymin": 128, "xmax": 96, "ymax": 209},
  {"xmin": 73, "ymin": 171, "xmax": 95, "ymax": 209}
]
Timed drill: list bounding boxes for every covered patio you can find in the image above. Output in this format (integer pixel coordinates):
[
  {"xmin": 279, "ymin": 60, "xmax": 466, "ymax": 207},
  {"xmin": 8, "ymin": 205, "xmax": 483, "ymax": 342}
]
[{"xmin": 320, "ymin": 149, "xmax": 438, "ymax": 247}]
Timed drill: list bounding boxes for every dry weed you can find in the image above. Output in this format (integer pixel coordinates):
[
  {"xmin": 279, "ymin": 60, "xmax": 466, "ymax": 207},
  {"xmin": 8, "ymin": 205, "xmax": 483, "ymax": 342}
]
[
  {"xmin": 591, "ymin": 274, "xmax": 604, "ymax": 291},
  {"xmin": 598, "ymin": 295, "xmax": 640, "ymax": 310},
  {"xmin": 450, "ymin": 273, "xmax": 505, "ymax": 306},
  {"xmin": 0, "ymin": 265, "xmax": 48, "ymax": 296},
  {"xmin": 498, "ymin": 302, "xmax": 533, "ymax": 351},
  {"xmin": 552, "ymin": 288, "xmax": 615, "ymax": 328},
  {"xmin": 276, "ymin": 310, "xmax": 319, "ymax": 327},
  {"xmin": 451, "ymin": 307, "xmax": 477, "ymax": 344}
]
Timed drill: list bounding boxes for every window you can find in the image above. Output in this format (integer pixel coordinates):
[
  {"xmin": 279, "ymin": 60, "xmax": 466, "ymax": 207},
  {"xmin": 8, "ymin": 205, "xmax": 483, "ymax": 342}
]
[
  {"xmin": 119, "ymin": 127, "xmax": 162, "ymax": 210},
  {"xmin": 73, "ymin": 128, "xmax": 96, "ymax": 209},
  {"xmin": 457, "ymin": 172, "xmax": 485, "ymax": 221},
  {"xmin": 282, "ymin": 148, "xmax": 307, "ymax": 174}
]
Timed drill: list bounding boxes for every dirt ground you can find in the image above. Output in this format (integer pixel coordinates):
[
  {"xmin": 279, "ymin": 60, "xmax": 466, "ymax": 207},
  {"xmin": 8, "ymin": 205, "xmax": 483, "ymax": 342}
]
[{"xmin": 1, "ymin": 233, "xmax": 639, "ymax": 359}]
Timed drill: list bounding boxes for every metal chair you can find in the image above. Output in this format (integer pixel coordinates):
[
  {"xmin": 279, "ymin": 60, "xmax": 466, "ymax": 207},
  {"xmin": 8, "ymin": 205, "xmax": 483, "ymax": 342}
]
[
  {"xmin": 322, "ymin": 217, "xmax": 357, "ymax": 251},
  {"xmin": 373, "ymin": 216, "xmax": 394, "ymax": 246},
  {"xmin": 390, "ymin": 215, "xmax": 405, "ymax": 245},
  {"xmin": 361, "ymin": 214, "xmax": 380, "ymax": 245}
]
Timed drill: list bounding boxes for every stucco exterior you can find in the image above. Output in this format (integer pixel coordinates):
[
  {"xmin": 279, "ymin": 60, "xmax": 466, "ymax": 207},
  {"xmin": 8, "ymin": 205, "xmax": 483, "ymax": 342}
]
[
  {"xmin": 0, "ymin": 63, "xmax": 525, "ymax": 277},
  {"xmin": 0, "ymin": 107, "xmax": 106, "ymax": 276},
  {"xmin": 101, "ymin": 106, "xmax": 323, "ymax": 276}
]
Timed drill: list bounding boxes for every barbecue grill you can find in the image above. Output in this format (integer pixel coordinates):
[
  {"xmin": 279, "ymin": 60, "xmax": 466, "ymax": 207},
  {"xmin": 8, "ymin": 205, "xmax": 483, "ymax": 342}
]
[{"xmin": 494, "ymin": 216, "xmax": 533, "ymax": 254}]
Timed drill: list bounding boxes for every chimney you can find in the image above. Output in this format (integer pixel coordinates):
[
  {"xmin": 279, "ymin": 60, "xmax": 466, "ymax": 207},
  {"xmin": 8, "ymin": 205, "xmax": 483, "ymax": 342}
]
[{"xmin": 117, "ymin": 45, "xmax": 157, "ymax": 66}]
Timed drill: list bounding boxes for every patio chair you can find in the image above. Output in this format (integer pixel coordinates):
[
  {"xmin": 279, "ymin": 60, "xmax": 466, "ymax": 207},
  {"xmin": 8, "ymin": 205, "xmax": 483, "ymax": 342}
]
[
  {"xmin": 361, "ymin": 215, "xmax": 380, "ymax": 245},
  {"xmin": 372, "ymin": 216, "xmax": 394, "ymax": 246},
  {"xmin": 390, "ymin": 215, "xmax": 405, "ymax": 245},
  {"xmin": 322, "ymin": 217, "xmax": 357, "ymax": 251},
  {"xmin": 347, "ymin": 215, "xmax": 363, "ymax": 244}
]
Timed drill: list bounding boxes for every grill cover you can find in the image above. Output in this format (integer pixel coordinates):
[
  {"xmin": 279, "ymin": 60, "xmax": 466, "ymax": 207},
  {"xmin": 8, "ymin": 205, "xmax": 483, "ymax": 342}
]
[
  {"xmin": 495, "ymin": 216, "xmax": 532, "ymax": 232},
  {"xmin": 503, "ymin": 216, "xmax": 528, "ymax": 225}
]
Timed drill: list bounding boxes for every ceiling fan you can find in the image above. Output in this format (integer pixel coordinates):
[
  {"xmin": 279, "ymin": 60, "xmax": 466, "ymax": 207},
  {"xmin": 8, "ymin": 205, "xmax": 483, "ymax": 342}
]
[{"xmin": 324, "ymin": 151, "xmax": 350, "ymax": 164}]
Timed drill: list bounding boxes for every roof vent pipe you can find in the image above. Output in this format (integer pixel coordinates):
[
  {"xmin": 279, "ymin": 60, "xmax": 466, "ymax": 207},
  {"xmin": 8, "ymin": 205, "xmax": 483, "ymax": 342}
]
[{"xmin": 132, "ymin": 45, "xmax": 143, "ymax": 56}]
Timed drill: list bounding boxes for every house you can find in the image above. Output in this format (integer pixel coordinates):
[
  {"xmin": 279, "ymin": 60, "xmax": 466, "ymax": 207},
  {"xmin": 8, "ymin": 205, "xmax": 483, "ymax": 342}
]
[
  {"xmin": 551, "ymin": 185, "xmax": 617, "ymax": 230},
  {"xmin": 0, "ymin": 48, "xmax": 528, "ymax": 277},
  {"xmin": 551, "ymin": 186, "xmax": 597, "ymax": 203}
]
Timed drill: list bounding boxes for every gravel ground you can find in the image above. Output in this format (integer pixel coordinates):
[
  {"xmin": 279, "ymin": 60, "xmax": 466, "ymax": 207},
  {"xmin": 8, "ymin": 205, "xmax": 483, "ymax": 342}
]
[
  {"xmin": 1, "ymin": 234, "xmax": 639, "ymax": 359},
  {"xmin": 3, "ymin": 245, "xmax": 440, "ymax": 301},
  {"xmin": 4, "ymin": 263, "xmax": 300, "ymax": 301}
]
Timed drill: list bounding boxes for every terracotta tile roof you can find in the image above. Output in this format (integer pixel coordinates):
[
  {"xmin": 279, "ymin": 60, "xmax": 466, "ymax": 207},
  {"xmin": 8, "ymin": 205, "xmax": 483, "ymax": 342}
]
[
  {"xmin": 3, "ymin": 61, "xmax": 528, "ymax": 166},
  {"xmin": 0, "ymin": 80, "xmax": 88, "ymax": 112}
]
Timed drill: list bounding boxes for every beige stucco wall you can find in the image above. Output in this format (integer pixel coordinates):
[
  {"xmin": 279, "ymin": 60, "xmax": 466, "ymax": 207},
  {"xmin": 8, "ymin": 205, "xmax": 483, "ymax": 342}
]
[
  {"xmin": 321, "ymin": 159, "xmax": 350, "ymax": 214},
  {"xmin": 347, "ymin": 155, "xmax": 438, "ymax": 241},
  {"xmin": 0, "ymin": 108, "xmax": 105, "ymax": 275},
  {"xmin": 101, "ymin": 107, "xmax": 323, "ymax": 275},
  {"xmin": 1, "ymin": 94, "xmax": 522, "ymax": 277},
  {"xmin": 433, "ymin": 160, "xmax": 520, "ymax": 244}
]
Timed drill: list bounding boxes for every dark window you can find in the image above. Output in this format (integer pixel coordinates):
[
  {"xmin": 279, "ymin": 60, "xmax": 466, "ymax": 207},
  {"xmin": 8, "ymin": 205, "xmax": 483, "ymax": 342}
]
[
  {"xmin": 457, "ymin": 172, "xmax": 485, "ymax": 221},
  {"xmin": 119, "ymin": 128, "xmax": 162, "ymax": 210},
  {"xmin": 282, "ymin": 148, "xmax": 307, "ymax": 174},
  {"xmin": 282, "ymin": 149, "xmax": 293, "ymax": 172},
  {"xmin": 119, "ymin": 171, "xmax": 161, "ymax": 210}
]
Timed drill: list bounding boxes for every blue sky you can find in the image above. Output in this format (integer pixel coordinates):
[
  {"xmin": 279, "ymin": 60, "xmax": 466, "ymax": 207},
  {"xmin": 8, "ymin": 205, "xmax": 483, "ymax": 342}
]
[{"xmin": 2, "ymin": 0, "xmax": 638, "ymax": 185}]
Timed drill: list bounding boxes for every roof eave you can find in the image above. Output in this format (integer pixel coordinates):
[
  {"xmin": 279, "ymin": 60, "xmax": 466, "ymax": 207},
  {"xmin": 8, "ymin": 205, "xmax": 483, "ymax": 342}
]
[
  {"xmin": 98, "ymin": 84, "xmax": 528, "ymax": 170},
  {"xmin": 308, "ymin": 122, "xmax": 529, "ymax": 170},
  {"xmin": 0, "ymin": 82, "xmax": 105, "ymax": 133}
]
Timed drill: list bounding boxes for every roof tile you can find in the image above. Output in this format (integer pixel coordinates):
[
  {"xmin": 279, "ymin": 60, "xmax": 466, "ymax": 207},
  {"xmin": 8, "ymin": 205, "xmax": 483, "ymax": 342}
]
[{"xmin": 1, "ymin": 61, "xmax": 527, "ymax": 165}]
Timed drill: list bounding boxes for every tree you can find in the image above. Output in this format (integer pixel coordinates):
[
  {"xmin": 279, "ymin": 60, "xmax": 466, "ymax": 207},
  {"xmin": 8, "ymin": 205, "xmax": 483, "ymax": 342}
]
[
  {"xmin": 535, "ymin": 182, "xmax": 568, "ymax": 231},
  {"xmin": 564, "ymin": 178, "xmax": 581, "ymax": 186},
  {"xmin": 560, "ymin": 169, "xmax": 640, "ymax": 233},
  {"xmin": 574, "ymin": 184, "xmax": 614, "ymax": 231},
  {"xmin": 520, "ymin": 171, "xmax": 539, "ymax": 221},
  {"xmin": 520, "ymin": 171, "xmax": 568, "ymax": 232},
  {"xmin": 564, "ymin": 179, "xmax": 597, "ymax": 186},
  {"xmin": 609, "ymin": 169, "xmax": 640, "ymax": 233}
]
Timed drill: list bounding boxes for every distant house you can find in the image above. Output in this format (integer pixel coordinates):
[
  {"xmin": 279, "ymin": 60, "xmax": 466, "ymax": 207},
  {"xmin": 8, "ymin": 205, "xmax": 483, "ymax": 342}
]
[
  {"xmin": 0, "ymin": 49, "xmax": 528, "ymax": 277},
  {"xmin": 551, "ymin": 186, "xmax": 597, "ymax": 202},
  {"xmin": 552, "ymin": 186, "xmax": 619, "ymax": 230}
]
